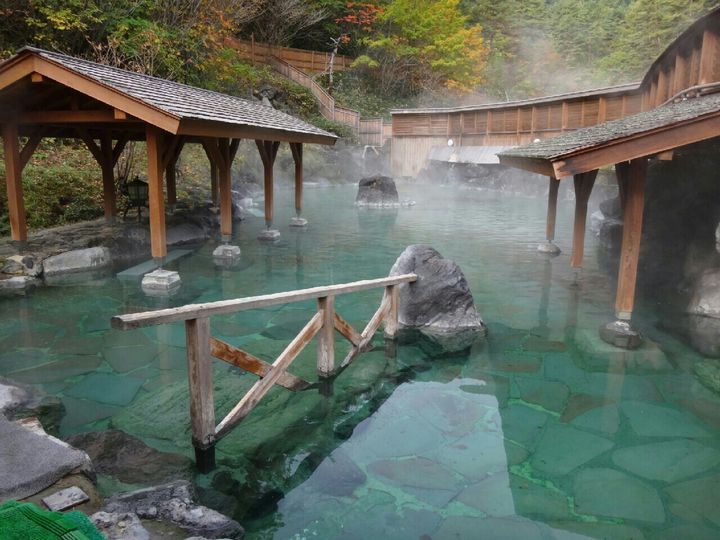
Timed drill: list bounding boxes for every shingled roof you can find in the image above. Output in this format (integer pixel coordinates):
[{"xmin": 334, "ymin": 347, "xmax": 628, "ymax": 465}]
[
  {"xmin": 497, "ymin": 92, "xmax": 720, "ymax": 177},
  {"xmin": 0, "ymin": 47, "xmax": 337, "ymax": 144}
]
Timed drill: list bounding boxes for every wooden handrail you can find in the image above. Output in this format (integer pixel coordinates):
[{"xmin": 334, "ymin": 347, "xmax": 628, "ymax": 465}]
[{"xmin": 112, "ymin": 274, "xmax": 417, "ymax": 329}]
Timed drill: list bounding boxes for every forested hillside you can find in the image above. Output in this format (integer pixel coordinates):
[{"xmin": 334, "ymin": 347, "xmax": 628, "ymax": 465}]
[{"xmin": 2, "ymin": 0, "xmax": 716, "ymax": 108}]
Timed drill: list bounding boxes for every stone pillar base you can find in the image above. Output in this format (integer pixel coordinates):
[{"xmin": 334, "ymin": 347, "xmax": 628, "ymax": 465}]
[
  {"xmin": 599, "ymin": 320, "xmax": 643, "ymax": 349},
  {"xmin": 537, "ymin": 241, "xmax": 561, "ymax": 255},
  {"xmin": 289, "ymin": 217, "xmax": 308, "ymax": 228},
  {"xmin": 258, "ymin": 229, "xmax": 281, "ymax": 242},
  {"xmin": 212, "ymin": 244, "xmax": 241, "ymax": 259},
  {"xmin": 141, "ymin": 269, "xmax": 181, "ymax": 296}
]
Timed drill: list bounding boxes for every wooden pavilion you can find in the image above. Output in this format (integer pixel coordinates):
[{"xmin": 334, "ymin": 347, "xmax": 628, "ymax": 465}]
[
  {"xmin": 0, "ymin": 47, "xmax": 336, "ymax": 262},
  {"xmin": 498, "ymin": 7, "xmax": 720, "ymax": 347}
]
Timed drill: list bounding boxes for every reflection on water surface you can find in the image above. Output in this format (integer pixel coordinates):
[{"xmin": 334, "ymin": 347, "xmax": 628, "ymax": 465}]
[{"xmin": 1, "ymin": 184, "xmax": 719, "ymax": 539}]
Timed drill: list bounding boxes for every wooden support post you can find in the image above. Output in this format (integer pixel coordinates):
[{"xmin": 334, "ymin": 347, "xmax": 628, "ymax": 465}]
[
  {"xmin": 2, "ymin": 124, "xmax": 27, "ymax": 241},
  {"xmin": 290, "ymin": 142, "xmax": 303, "ymax": 215},
  {"xmin": 146, "ymin": 126, "xmax": 167, "ymax": 260},
  {"xmin": 317, "ymin": 296, "xmax": 335, "ymax": 377},
  {"xmin": 546, "ymin": 177, "xmax": 559, "ymax": 242},
  {"xmin": 570, "ymin": 170, "xmax": 598, "ymax": 268},
  {"xmin": 99, "ymin": 133, "xmax": 116, "ymax": 221},
  {"xmin": 384, "ymin": 285, "xmax": 399, "ymax": 339},
  {"xmin": 614, "ymin": 159, "xmax": 648, "ymax": 320},
  {"xmin": 185, "ymin": 317, "xmax": 215, "ymax": 472},
  {"xmin": 218, "ymin": 139, "xmax": 232, "ymax": 239},
  {"xmin": 256, "ymin": 140, "xmax": 280, "ymax": 228},
  {"xmin": 210, "ymin": 162, "xmax": 219, "ymax": 205}
]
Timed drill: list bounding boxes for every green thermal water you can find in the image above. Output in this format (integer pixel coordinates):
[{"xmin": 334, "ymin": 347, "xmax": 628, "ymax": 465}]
[{"xmin": 1, "ymin": 184, "xmax": 719, "ymax": 539}]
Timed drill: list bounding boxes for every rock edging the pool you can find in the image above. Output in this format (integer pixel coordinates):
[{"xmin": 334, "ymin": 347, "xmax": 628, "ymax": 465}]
[{"xmin": 389, "ymin": 244, "xmax": 486, "ymax": 352}]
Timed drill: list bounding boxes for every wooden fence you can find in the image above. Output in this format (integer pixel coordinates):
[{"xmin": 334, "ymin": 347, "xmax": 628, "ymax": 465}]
[
  {"xmin": 112, "ymin": 273, "xmax": 417, "ymax": 472},
  {"xmin": 227, "ymin": 37, "xmax": 353, "ymax": 74}
]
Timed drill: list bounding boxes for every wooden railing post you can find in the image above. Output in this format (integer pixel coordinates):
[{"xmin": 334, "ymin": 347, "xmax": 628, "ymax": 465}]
[
  {"xmin": 317, "ymin": 296, "xmax": 335, "ymax": 377},
  {"xmin": 185, "ymin": 317, "xmax": 216, "ymax": 473},
  {"xmin": 384, "ymin": 285, "xmax": 399, "ymax": 339}
]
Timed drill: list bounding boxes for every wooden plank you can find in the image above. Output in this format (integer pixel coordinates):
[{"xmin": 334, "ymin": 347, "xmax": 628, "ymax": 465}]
[
  {"xmin": 334, "ymin": 312, "xmax": 361, "ymax": 346},
  {"xmin": 316, "ymin": 296, "xmax": 335, "ymax": 377},
  {"xmin": 614, "ymin": 158, "xmax": 648, "ymax": 319},
  {"xmin": 545, "ymin": 177, "xmax": 560, "ymax": 242},
  {"xmin": 210, "ymin": 337, "xmax": 311, "ymax": 391},
  {"xmin": 215, "ymin": 311, "xmax": 323, "ymax": 438},
  {"xmin": 341, "ymin": 292, "xmax": 391, "ymax": 369},
  {"xmin": 113, "ymin": 273, "xmax": 417, "ymax": 329},
  {"xmin": 570, "ymin": 170, "xmax": 598, "ymax": 268},
  {"xmin": 384, "ymin": 285, "xmax": 399, "ymax": 339},
  {"xmin": 497, "ymin": 155, "xmax": 557, "ymax": 177},
  {"xmin": 2, "ymin": 124, "xmax": 27, "ymax": 241},
  {"xmin": 146, "ymin": 126, "xmax": 167, "ymax": 258},
  {"xmin": 0, "ymin": 57, "xmax": 35, "ymax": 91},
  {"xmin": 673, "ymin": 53, "xmax": 688, "ymax": 95},
  {"xmin": 186, "ymin": 317, "xmax": 215, "ymax": 450}
]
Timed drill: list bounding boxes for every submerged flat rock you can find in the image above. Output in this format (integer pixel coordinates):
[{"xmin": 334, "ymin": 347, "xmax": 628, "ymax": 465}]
[
  {"xmin": 621, "ymin": 400, "xmax": 712, "ymax": 438},
  {"xmin": 613, "ymin": 440, "xmax": 720, "ymax": 483},
  {"xmin": 531, "ymin": 424, "xmax": 613, "ymax": 477},
  {"xmin": 573, "ymin": 467, "xmax": 665, "ymax": 523}
]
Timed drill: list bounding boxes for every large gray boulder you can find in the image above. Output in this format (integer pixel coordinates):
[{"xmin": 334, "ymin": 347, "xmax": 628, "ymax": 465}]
[
  {"xmin": 43, "ymin": 247, "xmax": 111, "ymax": 276},
  {"xmin": 356, "ymin": 175, "xmax": 399, "ymax": 207},
  {"xmin": 389, "ymin": 245, "xmax": 485, "ymax": 351},
  {"xmin": 102, "ymin": 481, "xmax": 244, "ymax": 539},
  {"xmin": 0, "ymin": 416, "xmax": 94, "ymax": 501}
]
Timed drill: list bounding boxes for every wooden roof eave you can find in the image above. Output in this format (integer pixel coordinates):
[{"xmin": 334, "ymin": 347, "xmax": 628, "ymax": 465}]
[
  {"xmin": 177, "ymin": 118, "xmax": 337, "ymax": 145},
  {"xmin": 29, "ymin": 56, "xmax": 182, "ymax": 134},
  {"xmin": 501, "ymin": 109, "xmax": 720, "ymax": 178}
]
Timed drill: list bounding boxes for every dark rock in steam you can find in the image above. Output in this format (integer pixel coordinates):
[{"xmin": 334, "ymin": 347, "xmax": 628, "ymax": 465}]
[{"xmin": 356, "ymin": 175, "xmax": 399, "ymax": 207}]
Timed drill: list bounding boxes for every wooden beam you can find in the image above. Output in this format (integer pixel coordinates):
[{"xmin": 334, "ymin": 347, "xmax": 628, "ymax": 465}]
[
  {"xmin": 30, "ymin": 72, "xmax": 44, "ymax": 83},
  {"xmin": 186, "ymin": 317, "xmax": 215, "ymax": 472},
  {"xmin": 113, "ymin": 109, "xmax": 127, "ymax": 120},
  {"xmin": 546, "ymin": 177, "xmax": 560, "ymax": 242},
  {"xmin": 210, "ymin": 337, "xmax": 311, "ymax": 391},
  {"xmin": 553, "ymin": 112, "xmax": 720, "ymax": 177},
  {"xmin": 112, "ymin": 273, "xmax": 418, "ymax": 329},
  {"xmin": 673, "ymin": 53, "xmax": 688, "ymax": 95},
  {"xmin": 656, "ymin": 150, "xmax": 674, "ymax": 161},
  {"xmin": 76, "ymin": 129, "xmax": 103, "ymax": 164},
  {"xmin": 210, "ymin": 162, "xmax": 219, "ymax": 205},
  {"xmin": 111, "ymin": 134, "xmax": 129, "ymax": 166},
  {"xmin": 215, "ymin": 311, "xmax": 323, "ymax": 438},
  {"xmin": 146, "ymin": 126, "xmax": 167, "ymax": 259},
  {"xmin": 0, "ymin": 57, "xmax": 35, "ymax": 91},
  {"xmin": 19, "ymin": 130, "xmax": 44, "ymax": 170},
  {"xmin": 14, "ymin": 109, "xmax": 124, "ymax": 124},
  {"xmin": 2, "ymin": 124, "xmax": 27, "ymax": 241},
  {"xmin": 570, "ymin": 170, "xmax": 598, "ymax": 268},
  {"xmin": 179, "ymin": 118, "xmax": 336, "ymax": 146},
  {"xmin": 316, "ymin": 296, "xmax": 335, "ymax": 377},
  {"xmin": 614, "ymin": 158, "xmax": 648, "ymax": 319},
  {"xmin": 497, "ymin": 155, "xmax": 557, "ymax": 177},
  {"xmin": 616, "ymin": 162, "xmax": 629, "ymax": 213},
  {"xmin": 290, "ymin": 142, "xmax": 303, "ymax": 214},
  {"xmin": 334, "ymin": 312, "xmax": 361, "ymax": 346}
]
